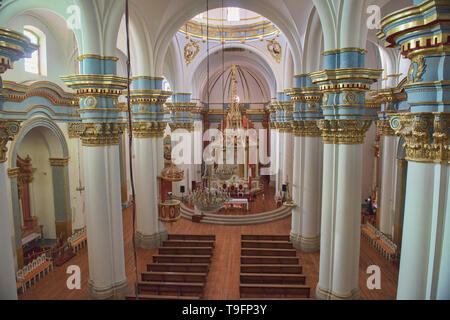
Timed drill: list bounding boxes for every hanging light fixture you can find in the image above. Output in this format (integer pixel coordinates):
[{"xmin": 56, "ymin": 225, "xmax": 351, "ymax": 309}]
[{"xmin": 189, "ymin": 0, "xmax": 230, "ymax": 213}]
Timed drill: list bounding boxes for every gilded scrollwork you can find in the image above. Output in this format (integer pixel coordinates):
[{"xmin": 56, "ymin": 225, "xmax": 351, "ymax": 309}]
[
  {"xmin": 132, "ymin": 121, "xmax": 167, "ymax": 138},
  {"xmin": 0, "ymin": 120, "xmax": 21, "ymax": 163},
  {"xmin": 71, "ymin": 122, "xmax": 126, "ymax": 146},
  {"xmin": 292, "ymin": 120, "xmax": 321, "ymax": 137},
  {"xmin": 267, "ymin": 39, "xmax": 282, "ymax": 63},
  {"xmin": 389, "ymin": 112, "xmax": 450, "ymax": 163},
  {"xmin": 318, "ymin": 119, "xmax": 372, "ymax": 144},
  {"xmin": 184, "ymin": 39, "xmax": 200, "ymax": 66}
]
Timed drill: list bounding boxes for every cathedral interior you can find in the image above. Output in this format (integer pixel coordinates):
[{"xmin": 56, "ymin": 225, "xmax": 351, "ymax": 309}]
[{"xmin": 0, "ymin": 0, "xmax": 449, "ymax": 302}]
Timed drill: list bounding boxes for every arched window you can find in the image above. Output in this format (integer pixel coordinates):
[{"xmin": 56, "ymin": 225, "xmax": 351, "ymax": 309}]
[
  {"xmin": 23, "ymin": 26, "xmax": 47, "ymax": 76},
  {"xmin": 227, "ymin": 8, "xmax": 240, "ymax": 22}
]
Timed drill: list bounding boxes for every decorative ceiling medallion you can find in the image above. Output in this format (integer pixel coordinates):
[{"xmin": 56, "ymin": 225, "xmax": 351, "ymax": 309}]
[
  {"xmin": 184, "ymin": 39, "xmax": 200, "ymax": 66},
  {"xmin": 267, "ymin": 39, "xmax": 282, "ymax": 63}
]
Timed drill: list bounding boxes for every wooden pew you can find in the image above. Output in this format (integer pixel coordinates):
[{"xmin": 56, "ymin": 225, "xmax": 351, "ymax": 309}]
[
  {"xmin": 241, "ymin": 264, "xmax": 303, "ymax": 274},
  {"xmin": 153, "ymin": 255, "xmax": 211, "ymax": 264},
  {"xmin": 159, "ymin": 247, "xmax": 213, "ymax": 256},
  {"xmin": 126, "ymin": 294, "xmax": 201, "ymax": 300},
  {"xmin": 163, "ymin": 240, "xmax": 215, "ymax": 248},
  {"xmin": 240, "ymin": 283, "xmax": 311, "ymax": 298},
  {"xmin": 147, "ymin": 263, "xmax": 210, "ymax": 274},
  {"xmin": 241, "ymin": 248, "xmax": 297, "ymax": 257},
  {"xmin": 141, "ymin": 272, "xmax": 207, "ymax": 283},
  {"xmin": 241, "ymin": 240, "xmax": 293, "ymax": 249},
  {"xmin": 241, "ymin": 256, "xmax": 299, "ymax": 265},
  {"xmin": 240, "ymin": 273, "xmax": 306, "ymax": 285},
  {"xmin": 241, "ymin": 235, "xmax": 290, "ymax": 242},
  {"xmin": 137, "ymin": 281, "xmax": 205, "ymax": 298},
  {"xmin": 168, "ymin": 234, "xmax": 216, "ymax": 241}
]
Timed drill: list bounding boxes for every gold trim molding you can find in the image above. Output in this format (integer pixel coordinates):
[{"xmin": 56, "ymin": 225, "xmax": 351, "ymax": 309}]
[
  {"xmin": 49, "ymin": 158, "xmax": 70, "ymax": 167},
  {"xmin": 318, "ymin": 119, "xmax": 372, "ymax": 144},
  {"xmin": 69, "ymin": 122, "xmax": 126, "ymax": 146},
  {"xmin": 293, "ymin": 120, "xmax": 321, "ymax": 137},
  {"xmin": 132, "ymin": 122, "xmax": 167, "ymax": 138},
  {"xmin": 7, "ymin": 167, "xmax": 20, "ymax": 179}
]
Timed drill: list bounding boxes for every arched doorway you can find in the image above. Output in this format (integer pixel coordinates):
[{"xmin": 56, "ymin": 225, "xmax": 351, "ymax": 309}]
[{"xmin": 9, "ymin": 117, "xmax": 70, "ymax": 268}]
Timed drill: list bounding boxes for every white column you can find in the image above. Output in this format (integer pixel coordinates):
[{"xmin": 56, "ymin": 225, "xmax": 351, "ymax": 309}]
[
  {"xmin": 270, "ymin": 128, "xmax": 276, "ymax": 186},
  {"xmin": 284, "ymin": 131, "xmax": 293, "ymax": 188},
  {"xmin": 379, "ymin": 135, "xmax": 399, "ymax": 236},
  {"xmin": 397, "ymin": 162, "xmax": 450, "ymax": 300},
  {"xmin": 275, "ymin": 130, "xmax": 283, "ymax": 194},
  {"xmin": 316, "ymin": 144, "xmax": 362, "ymax": 300},
  {"xmin": 134, "ymin": 137, "xmax": 167, "ymax": 249},
  {"xmin": 83, "ymin": 145, "xmax": 128, "ymax": 299},
  {"xmin": 0, "ymin": 162, "xmax": 18, "ymax": 300},
  {"xmin": 291, "ymin": 136, "xmax": 322, "ymax": 252}
]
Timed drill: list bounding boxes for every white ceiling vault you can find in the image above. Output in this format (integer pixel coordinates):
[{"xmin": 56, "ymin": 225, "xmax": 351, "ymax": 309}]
[{"xmin": 0, "ymin": 0, "xmax": 414, "ymax": 95}]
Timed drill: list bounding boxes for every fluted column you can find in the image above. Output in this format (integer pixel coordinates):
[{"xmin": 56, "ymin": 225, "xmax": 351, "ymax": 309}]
[
  {"xmin": 0, "ymin": 27, "xmax": 36, "ymax": 300},
  {"xmin": 379, "ymin": 0, "xmax": 450, "ymax": 299},
  {"xmin": 62, "ymin": 55, "xmax": 128, "ymax": 299},
  {"xmin": 311, "ymin": 48, "xmax": 382, "ymax": 299},
  {"xmin": 130, "ymin": 76, "xmax": 171, "ymax": 249},
  {"xmin": 286, "ymin": 74, "xmax": 323, "ymax": 252}
]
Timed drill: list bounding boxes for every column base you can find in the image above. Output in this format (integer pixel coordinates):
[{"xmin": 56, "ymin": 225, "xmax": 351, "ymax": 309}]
[
  {"xmin": 135, "ymin": 230, "xmax": 168, "ymax": 249},
  {"xmin": 315, "ymin": 284, "xmax": 360, "ymax": 300},
  {"xmin": 290, "ymin": 232, "xmax": 320, "ymax": 252},
  {"xmin": 87, "ymin": 278, "xmax": 129, "ymax": 300}
]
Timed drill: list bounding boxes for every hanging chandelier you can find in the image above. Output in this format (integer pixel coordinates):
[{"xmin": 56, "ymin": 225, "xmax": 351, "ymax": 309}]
[
  {"xmin": 190, "ymin": 0, "xmax": 230, "ymax": 213},
  {"xmin": 214, "ymin": 164, "xmax": 235, "ymax": 181}
]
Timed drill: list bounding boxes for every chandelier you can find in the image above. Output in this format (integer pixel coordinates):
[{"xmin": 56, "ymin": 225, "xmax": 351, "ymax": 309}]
[
  {"xmin": 190, "ymin": 0, "xmax": 231, "ymax": 213},
  {"xmin": 214, "ymin": 164, "xmax": 235, "ymax": 181}
]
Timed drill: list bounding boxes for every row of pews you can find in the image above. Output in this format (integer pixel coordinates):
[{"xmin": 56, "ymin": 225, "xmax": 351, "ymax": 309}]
[
  {"xmin": 126, "ymin": 234, "xmax": 216, "ymax": 300},
  {"xmin": 239, "ymin": 234, "xmax": 311, "ymax": 299}
]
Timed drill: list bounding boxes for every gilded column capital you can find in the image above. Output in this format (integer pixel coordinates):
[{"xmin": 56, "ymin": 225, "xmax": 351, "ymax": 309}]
[
  {"xmin": 318, "ymin": 119, "xmax": 372, "ymax": 144},
  {"xmin": 0, "ymin": 120, "xmax": 20, "ymax": 163},
  {"xmin": 132, "ymin": 121, "xmax": 167, "ymax": 138},
  {"xmin": 7, "ymin": 167, "xmax": 20, "ymax": 179},
  {"xmin": 49, "ymin": 158, "xmax": 70, "ymax": 167},
  {"xmin": 69, "ymin": 122, "xmax": 125, "ymax": 147},
  {"xmin": 292, "ymin": 120, "xmax": 321, "ymax": 137},
  {"xmin": 169, "ymin": 122, "xmax": 194, "ymax": 132},
  {"xmin": 377, "ymin": 119, "xmax": 396, "ymax": 136},
  {"xmin": 389, "ymin": 112, "xmax": 450, "ymax": 163}
]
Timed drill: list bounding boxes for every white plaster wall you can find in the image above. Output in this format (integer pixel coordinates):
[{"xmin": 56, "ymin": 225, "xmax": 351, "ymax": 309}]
[{"xmin": 4, "ymin": 10, "xmax": 78, "ymax": 88}]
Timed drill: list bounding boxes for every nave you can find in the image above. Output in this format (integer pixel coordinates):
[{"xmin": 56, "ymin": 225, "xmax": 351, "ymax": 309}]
[{"xmin": 18, "ymin": 205, "xmax": 398, "ymax": 300}]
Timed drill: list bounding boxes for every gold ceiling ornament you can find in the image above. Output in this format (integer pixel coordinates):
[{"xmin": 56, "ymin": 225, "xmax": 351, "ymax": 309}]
[
  {"xmin": 74, "ymin": 122, "xmax": 126, "ymax": 146},
  {"xmin": 132, "ymin": 121, "xmax": 167, "ymax": 138},
  {"xmin": 267, "ymin": 39, "xmax": 282, "ymax": 63},
  {"xmin": 376, "ymin": 119, "xmax": 396, "ymax": 136},
  {"xmin": 407, "ymin": 55, "xmax": 426, "ymax": 84},
  {"xmin": 0, "ymin": 120, "xmax": 21, "ymax": 163},
  {"xmin": 184, "ymin": 39, "xmax": 200, "ymax": 66},
  {"xmin": 318, "ymin": 119, "xmax": 372, "ymax": 144},
  {"xmin": 292, "ymin": 120, "xmax": 321, "ymax": 137},
  {"xmin": 389, "ymin": 112, "xmax": 450, "ymax": 163}
]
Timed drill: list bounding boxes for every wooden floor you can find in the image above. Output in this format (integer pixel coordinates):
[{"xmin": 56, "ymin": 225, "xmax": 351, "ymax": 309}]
[{"xmin": 19, "ymin": 206, "xmax": 398, "ymax": 300}]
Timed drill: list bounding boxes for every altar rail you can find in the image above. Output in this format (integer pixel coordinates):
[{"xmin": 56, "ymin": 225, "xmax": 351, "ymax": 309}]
[
  {"xmin": 16, "ymin": 253, "xmax": 53, "ymax": 293},
  {"xmin": 68, "ymin": 227, "xmax": 87, "ymax": 252},
  {"xmin": 361, "ymin": 223, "xmax": 398, "ymax": 262}
]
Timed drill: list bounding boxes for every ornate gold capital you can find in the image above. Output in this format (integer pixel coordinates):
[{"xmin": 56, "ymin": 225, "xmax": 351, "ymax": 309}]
[
  {"xmin": 390, "ymin": 112, "xmax": 450, "ymax": 163},
  {"xmin": 7, "ymin": 167, "xmax": 20, "ymax": 179},
  {"xmin": 274, "ymin": 121, "xmax": 292, "ymax": 133},
  {"xmin": 71, "ymin": 122, "xmax": 125, "ymax": 146},
  {"xmin": 377, "ymin": 119, "xmax": 396, "ymax": 136},
  {"xmin": 0, "ymin": 120, "xmax": 21, "ymax": 163},
  {"xmin": 169, "ymin": 122, "xmax": 194, "ymax": 132},
  {"xmin": 132, "ymin": 121, "xmax": 167, "ymax": 138},
  {"xmin": 49, "ymin": 158, "xmax": 69, "ymax": 167},
  {"xmin": 293, "ymin": 120, "xmax": 321, "ymax": 137},
  {"xmin": 318, "ymin": 119, "xmax": 372, "ymax": 144}
]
